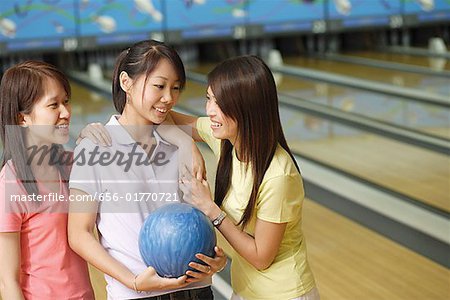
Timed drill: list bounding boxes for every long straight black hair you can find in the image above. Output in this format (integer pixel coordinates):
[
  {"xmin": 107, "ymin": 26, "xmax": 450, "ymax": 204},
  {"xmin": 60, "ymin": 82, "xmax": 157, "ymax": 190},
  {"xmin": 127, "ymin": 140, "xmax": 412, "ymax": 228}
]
[
  {"xmin": 0, "ymin": 61, "xmax": 70, "ymax": 195},
  {"xmin": 208, "ymin": 55, "xmax": 300, "ymax": 228}
]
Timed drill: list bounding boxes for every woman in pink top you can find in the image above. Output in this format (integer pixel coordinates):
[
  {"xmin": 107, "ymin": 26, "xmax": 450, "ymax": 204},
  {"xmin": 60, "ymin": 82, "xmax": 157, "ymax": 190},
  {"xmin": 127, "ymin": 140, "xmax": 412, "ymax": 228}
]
[{"xmin": 0, "ymin": 61, "xmax": 94, "ymax": 299}]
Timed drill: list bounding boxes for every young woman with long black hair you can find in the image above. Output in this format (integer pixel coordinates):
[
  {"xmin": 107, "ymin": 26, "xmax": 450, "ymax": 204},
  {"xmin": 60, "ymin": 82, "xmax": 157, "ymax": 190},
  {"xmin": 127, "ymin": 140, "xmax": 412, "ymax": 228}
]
[{"xmin": 175, "ymin": 55, "xmax": 319, "ymax": 300}]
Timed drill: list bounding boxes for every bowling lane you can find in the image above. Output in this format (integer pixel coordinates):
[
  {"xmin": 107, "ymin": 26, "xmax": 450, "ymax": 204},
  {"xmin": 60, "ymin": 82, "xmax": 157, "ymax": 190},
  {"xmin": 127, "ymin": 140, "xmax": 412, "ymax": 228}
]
[
  {"xmin": 276, "ymin": 74, "xmax": 450, "ymax": 140},
  {"xmin": 178, "ymin": 80, "xmax": 450, "ymax": 214},
  {"xmin": 283, "ymin": 56, "xmax": 449, "ymax": 97},
  {"xmin": 344, "ymin": 50, "xmax": 450, "ymax": 71},
  {"xmin": 303, "ymin": 199, "xmax": 449, "ymax": 300}
]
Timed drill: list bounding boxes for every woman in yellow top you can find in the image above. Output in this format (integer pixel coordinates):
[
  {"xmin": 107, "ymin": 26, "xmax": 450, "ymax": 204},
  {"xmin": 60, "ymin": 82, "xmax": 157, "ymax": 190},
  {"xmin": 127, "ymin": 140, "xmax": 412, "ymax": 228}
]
[{"xmin": 173, "ymin": 55, "xmax": 319, "ymax": 300}]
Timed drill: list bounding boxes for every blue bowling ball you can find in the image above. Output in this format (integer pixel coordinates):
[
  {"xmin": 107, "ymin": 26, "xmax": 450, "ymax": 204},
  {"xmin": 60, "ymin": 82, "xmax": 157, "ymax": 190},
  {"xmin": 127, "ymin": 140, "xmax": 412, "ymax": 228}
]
[{"xmin": 138, "ymin": 203, "xmax": 216, "ymax": 278}]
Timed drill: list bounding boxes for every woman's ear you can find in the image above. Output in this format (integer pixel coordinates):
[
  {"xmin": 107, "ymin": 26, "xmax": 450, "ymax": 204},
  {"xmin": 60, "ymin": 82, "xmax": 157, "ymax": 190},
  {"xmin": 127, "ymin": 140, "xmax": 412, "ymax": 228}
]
[
  {"xmin": 119, "ymin": 71, "xmax": 131, "ymax": 93},
  {"xmin": 17, "ymin": 113, "xmax": 28, "ymax": 128}
]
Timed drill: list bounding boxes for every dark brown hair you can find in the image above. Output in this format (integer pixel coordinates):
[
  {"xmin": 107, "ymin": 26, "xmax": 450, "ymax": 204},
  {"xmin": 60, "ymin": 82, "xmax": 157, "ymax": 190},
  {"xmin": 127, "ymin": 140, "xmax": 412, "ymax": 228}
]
[
  {"xmin": 208, "ymin": 55, "xmax": 300, "ymax": 228},
  {"xmin": 112, "ymin": 39, "xmax": 186, "ymax": 113},
  {"xmin": 0, "ymin": 60, "xmax": 70, "ymax": 195}
]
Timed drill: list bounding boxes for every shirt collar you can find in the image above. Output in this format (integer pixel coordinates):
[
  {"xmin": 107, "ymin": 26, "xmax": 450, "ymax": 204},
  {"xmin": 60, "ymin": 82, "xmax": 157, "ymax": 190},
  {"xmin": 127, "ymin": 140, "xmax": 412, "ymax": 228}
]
[
  {"xmin": 153, "ymin": 126, "xmax": 172, "ymax": 146},
  {"xmin": 106, "ymin": 115, "xmax": 173, "ymax": 147}
]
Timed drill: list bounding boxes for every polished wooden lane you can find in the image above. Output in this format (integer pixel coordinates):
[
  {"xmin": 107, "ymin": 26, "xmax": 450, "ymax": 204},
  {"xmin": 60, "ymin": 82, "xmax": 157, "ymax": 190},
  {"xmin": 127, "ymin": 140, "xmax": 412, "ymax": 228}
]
[
  {"xmin": 283, "ymin": 56, "xmax": 449, "ymax": 96},
  {"xmin": 277, "ymin": 74, "xmax": 449, "ymax": 140},
  {"xmin": 303, "ymin": 199, "xmax": 449, "ymax": 300},
  {"xmin": 288, "ymin": 132, "xmax": 449, "ymax": 213},
  {"xmin": 346, "ymin": 51, "xmax": 450, "ymax": 71},
  {"xmin": 89, "ymin": 264, "xmax": 107, "ymax": 299}
]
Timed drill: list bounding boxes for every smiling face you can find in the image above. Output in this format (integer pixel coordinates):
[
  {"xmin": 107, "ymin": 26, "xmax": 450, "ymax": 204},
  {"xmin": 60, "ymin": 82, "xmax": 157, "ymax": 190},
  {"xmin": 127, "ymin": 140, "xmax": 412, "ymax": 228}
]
[
  {"xmin": 21, "ymin": 77, "xmax": 71, "ymax": 146},
  {"xmin": 205, "ymin": 86, "xmax": 238, "ymax": 144},
  {"xmin": 121, "ymin": 58, "xmax": 181, "ymax": 125}
]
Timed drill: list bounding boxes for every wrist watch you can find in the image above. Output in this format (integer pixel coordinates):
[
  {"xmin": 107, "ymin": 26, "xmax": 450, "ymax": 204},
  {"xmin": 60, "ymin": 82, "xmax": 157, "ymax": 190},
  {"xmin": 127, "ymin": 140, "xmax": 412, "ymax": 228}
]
[{"xmin": 212, "ymin": 210, "xmax": 227, "ymax": 227}]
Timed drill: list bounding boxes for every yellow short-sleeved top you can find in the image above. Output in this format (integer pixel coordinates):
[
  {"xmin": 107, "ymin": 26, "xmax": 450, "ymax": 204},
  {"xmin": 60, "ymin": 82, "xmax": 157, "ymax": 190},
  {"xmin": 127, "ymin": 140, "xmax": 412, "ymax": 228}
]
[{"xmin": 197, "ymin": 117, "xmax": 316, "ymax": 300}]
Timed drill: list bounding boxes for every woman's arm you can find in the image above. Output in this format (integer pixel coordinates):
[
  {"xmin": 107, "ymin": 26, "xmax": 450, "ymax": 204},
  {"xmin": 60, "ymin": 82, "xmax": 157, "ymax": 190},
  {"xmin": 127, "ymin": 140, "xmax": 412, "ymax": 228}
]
[
  {"xmin": 160, "ymin": 111, "xmax": 205, "ymax": 178},
  {"xmin": 68, "ymin": 190, "xmax": 137, "ymax": 288},
  {"xmin": 168, "ymin": 111, "xmax": 203, "ymax": 142},
  {"xmin": 76, "ymin": 122, "xmax": 112, "ymax": 146},
  {"xmin": 210, "ymin": 210, "xmax": 286, "ymax": 270},
  {"xmin": 75, "ymin": 110, "xmax": 203, "ymax": 145},
  {"xmin": 182, "ymin": 179, "xmax": 286, "ymax": 271},
  {"xmin": 0, "ymin": 232, "xmax": 25, "ymax": 300},
  {"xmin": 77, "ymin": 123, "xmax": 207, "ymax": 178}
]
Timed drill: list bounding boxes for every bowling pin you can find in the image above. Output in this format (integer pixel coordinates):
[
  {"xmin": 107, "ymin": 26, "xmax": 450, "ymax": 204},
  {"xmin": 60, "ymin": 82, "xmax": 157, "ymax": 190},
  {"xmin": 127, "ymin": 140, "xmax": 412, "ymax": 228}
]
[
  {"xmin": 52, "ymin": 21, "xmax": 65, "ymax": 34},
  {"xmin": 232, "ymin": 8, "xmax": 246, "ymax": 18},
  {"xmin": 417, "ymin": 0, "xmax": 434, "ymax": 11},
  {"xmin": 315, "ymin": 83, "xmax": 329, "ymax": 97},
  {"xmin": 428, "ymin": 37, "xmax": 447, "ymax": 53},
  {"xmin": 267, "ymin": 49, "xmax": 284, "ymax": 87},
  {"xmin": 134, "ymin": 0, "xmax": 163, "ymax": 22},
  {"xmin": 0, "ymin": 18, "xmax": 16, "ymax": 38},
  {"xmin": 428, "ymin": 58, "xmax": 446, "ymax": 71},
  {"xmin": 341, "ymin": 98, "xmax": 355, "ymax": 112},
  {"xmin": 94, "ymin": 15, "xmax": 117, "ymax": 33},
  {"xmin": 333, "ymin": 0, "xmax": 352, "ymax": 16}
]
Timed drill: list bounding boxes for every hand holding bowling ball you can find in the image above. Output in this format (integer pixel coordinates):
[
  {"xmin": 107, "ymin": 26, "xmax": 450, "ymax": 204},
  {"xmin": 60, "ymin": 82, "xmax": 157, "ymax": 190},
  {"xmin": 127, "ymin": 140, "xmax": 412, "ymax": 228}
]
[{"xmin": 139, "ymin": 203, "xmax": 217, "ymax": 278}]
